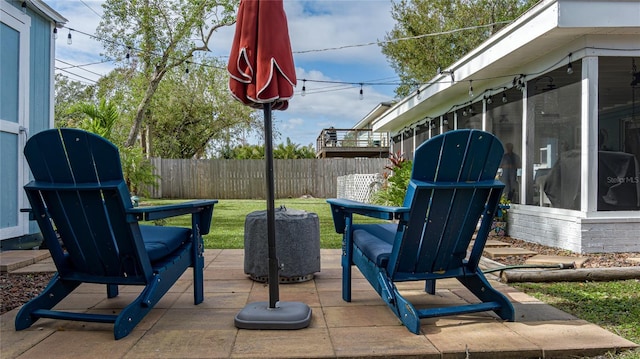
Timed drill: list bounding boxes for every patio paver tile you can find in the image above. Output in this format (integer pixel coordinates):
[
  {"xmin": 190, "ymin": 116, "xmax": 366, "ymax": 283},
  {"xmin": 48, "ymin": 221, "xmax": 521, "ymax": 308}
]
[
  {"xmin": 423, "ymin": 317, "xmax": 542, "ymax": 359},
  {"xmin": 231, "ymin": 328, "xmax": 334, "ymax": 358},
  {"xmin": 123, "ymin": 329, "xmax": 236, "ymax": 359},
  {"xmin": 505, "ymin": 320, "xmax": 639, "ymax": 358},
  {"xmin": 16, "ymin": 330, "xmax": 141, "ymax": 359},
  {"xmin": 329, "ymin": 326, "xmax": 440, "ymax": 358}
]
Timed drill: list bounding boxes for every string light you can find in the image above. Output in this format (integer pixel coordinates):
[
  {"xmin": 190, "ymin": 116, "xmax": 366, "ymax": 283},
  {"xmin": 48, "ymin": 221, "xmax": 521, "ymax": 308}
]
[
  {"xmin": 359, "ymin": 84, "xmax": 364, "ymax": 100},
  {"xmin": 58, "ymin": 26, "xmax": 588, "ymax": 97},
  {"xmin": 485, "ymin": 95, "xmax": 493, "ymax": 104},
  {"xmin": 67, "ymin": 30, "xmax": 72, "ymax": 45},
  {"xmin": 53, "ymin": 27, "xmax": 58, "ymax": 40},
  {"xmin": 468, "ymin": 80, "xmax": 473, "ymax": 97},
  {"xmin": 21, "ymin": 1, "xmax": 27, "ymax": 13},
  {"xmin": 185, "ymin": 61, "xmax": 190, "ymax": 74},
  {"xmin": 301, "ymin": 80, "xmax": 306, "ymax": 97},
  {"xmin": 416, "ymin": 88, "xmax": 421, "ymax": 100},
  {"xmin": 502, "ymin": 92, "xmax": 508, "ymax": 103},
  {"xmin": 566, "ymin": 53, "xmax": 574, "ymax": 75}
]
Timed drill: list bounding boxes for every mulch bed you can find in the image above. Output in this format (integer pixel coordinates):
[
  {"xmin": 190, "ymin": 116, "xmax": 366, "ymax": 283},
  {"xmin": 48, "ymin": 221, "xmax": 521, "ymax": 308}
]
[
  {"xmin": 1, "ymin": 272, "xmax": 55, "ymax": 315},
  {"xmin": 493, "ymin": 236, "xmax": 640, "ymax": 268}
]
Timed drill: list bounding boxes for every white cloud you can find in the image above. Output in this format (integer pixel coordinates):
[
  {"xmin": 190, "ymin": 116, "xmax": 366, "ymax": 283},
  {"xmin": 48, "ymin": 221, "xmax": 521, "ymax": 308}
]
[{"xmin": 285, "ymin": 0, "xmax": 395, "ymax": 67}]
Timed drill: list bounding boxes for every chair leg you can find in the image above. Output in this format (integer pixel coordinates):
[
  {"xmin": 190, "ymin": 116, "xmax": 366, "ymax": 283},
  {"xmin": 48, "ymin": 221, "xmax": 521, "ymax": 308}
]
[
  {"xmin": 459, "ymin": 271, "xmax": 515, "ymax": 321},
  {"xmin": 191, "ymin": 219, "xmax": 205, "ymax": 305},
  {"xmin": 341, "ymin": 250, "xmax": 352, "ymax": 302},
  {"xmin": 425, "ymin": 279, "xmax": 436, "ymax": 295},
  {"xmin": 107, "ymin": 284, "xmax": 119, "ymax": 298},
  {"xmin": 193, "ymin": 252, "xmax": 204, "ymax": 305},
  {"xmin": 15, "ymin": 274, "xmax": 80, "ymax": 330},
  {"xmin": 115, "ymin": 244, "xmax": 197, "ymax": 340},
  {"xmin": 341, "ymin": 236, "xmax": 353, "ymax": 302},
  {"xmin": 393, "ymin": 288, "xmax": 421, "ymax": 334},
  {"xmin": 115, "ymin": 294, "xmax": 153, "ymax": 340}
]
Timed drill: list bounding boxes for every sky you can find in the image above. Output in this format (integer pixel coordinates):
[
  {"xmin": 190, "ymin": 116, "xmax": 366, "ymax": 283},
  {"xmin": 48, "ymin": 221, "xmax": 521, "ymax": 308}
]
[{"xmin": 49, "ymin": 0, "xmax": 399, "ymax": 147}]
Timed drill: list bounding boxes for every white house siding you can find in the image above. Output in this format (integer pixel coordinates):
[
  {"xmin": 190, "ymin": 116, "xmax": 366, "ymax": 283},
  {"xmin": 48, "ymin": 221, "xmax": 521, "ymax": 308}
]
[
  {"xmin": 510, "ymin": 207, "xmax": 640, "ymax": 253},
  {"xmin": 579, "ymin": 218, "xmax": 640, "ymax": 253},
  {"xmin": 509, "ymin": 207, "xmax": 583, "ymax": 253}
]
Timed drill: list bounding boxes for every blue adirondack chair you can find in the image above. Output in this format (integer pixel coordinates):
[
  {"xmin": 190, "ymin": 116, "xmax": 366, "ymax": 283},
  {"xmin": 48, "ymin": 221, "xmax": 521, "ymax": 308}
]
[
  {"xmin": 15, "ymin": 128, "xmax": 217, "ymax": 339},
  {"xmin": 327, "ymin": 129, "xmax": 515, "ymax": 334}
]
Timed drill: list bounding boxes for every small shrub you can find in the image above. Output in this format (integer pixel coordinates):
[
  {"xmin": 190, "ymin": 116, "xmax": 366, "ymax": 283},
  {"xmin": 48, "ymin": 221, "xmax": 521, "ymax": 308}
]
[{"xmin": 372, "ymin": 152, "xmax": 412, "ymax": 207}]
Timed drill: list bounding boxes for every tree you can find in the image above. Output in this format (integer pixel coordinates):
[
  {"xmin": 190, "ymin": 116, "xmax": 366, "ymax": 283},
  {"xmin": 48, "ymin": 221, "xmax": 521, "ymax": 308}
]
[
  {"xmin": 67, "ymin": 97, "xmax": 157, "ymax": 196},
  {"xmin": 147, "ymin": 57, "xmax": 260, "ymax": 159},
  {"xmin": 381, "ymin": 0, "xmax": 537, "ymax": 97},
  {"xmin": 220, "ymin": 139, "xmax": 316, "ymax": 159},
  {"xmin": 54, "ymin": 74, "xmax": 96, "ymax": 128},
  {"xmin": 70, "ymin": 99, "xmax": 120, "ymax": 140},
  {"xmin": 274, "ymin": 138, "xmax": 316, "ymax": 159},
  {"xmin": 96, "ymin": 0, "xmax": 238, "ymax": 147}
]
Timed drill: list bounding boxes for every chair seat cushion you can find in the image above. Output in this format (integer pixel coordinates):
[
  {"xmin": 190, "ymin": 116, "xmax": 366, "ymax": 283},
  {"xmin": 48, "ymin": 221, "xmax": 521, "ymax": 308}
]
[
  {"xmin": 352, "ymin": 223, "xmax": 397, "ymax": 267},
  {"xmin": 140, "ymin": 225, "xmax": 191, "ymax": 262}
]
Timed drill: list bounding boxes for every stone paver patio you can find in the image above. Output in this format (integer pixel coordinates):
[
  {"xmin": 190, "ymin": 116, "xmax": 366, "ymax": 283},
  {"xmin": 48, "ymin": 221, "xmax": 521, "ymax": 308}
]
[{"xmin": 0, "ymin": 249, "xmax": 637, "ymax": 358}]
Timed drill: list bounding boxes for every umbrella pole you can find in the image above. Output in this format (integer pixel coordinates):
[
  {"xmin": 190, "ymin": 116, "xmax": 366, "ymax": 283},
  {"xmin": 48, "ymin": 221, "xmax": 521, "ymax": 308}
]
[
  {"xmin": 233, "ymin": 102, "xmax": 312, "ymax": 330},
  {"xmin": 263, "ymin": 102, "xmax": 280, "ymax": 308}
]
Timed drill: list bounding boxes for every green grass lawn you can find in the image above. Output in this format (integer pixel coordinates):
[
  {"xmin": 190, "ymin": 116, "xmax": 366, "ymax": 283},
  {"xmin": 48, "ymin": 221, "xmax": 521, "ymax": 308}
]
[
  {"xmin": 141, "ymin": 197, "xmax": 639, "ymax": 357},
  {"xmin": 139, "ymin": 197, "xmax": 380, "ymax": 249}
]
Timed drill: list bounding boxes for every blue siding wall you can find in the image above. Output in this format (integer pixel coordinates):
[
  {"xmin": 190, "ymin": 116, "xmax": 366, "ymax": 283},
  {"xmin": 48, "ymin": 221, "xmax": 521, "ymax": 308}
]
[
  {"xmin": 0, "ymin": 133, "xmax": 18, "ymax": 228},
  {"xmin": 28, "ymin": 9, "xmax": 52, "ymax": 135},
  {"xmin": 0, "ymin": 22, "xmax": 19, "ymax": 123},
  {"xmin": 26, "ymin": 9, "xmax": 53, "ymax": 235}
]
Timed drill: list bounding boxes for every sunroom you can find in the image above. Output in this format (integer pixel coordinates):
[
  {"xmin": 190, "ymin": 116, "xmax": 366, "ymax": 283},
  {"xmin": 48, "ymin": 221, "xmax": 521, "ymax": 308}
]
[{"xmin": 371, "ymin": 0, "xmax": 640, "ymax": 253}]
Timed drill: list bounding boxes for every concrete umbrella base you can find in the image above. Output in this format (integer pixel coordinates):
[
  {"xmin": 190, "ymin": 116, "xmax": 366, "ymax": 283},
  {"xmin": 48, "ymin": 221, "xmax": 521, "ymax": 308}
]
[{"xmin": 234, "ymin": 301, "xmax": 312, "ymax": 330}]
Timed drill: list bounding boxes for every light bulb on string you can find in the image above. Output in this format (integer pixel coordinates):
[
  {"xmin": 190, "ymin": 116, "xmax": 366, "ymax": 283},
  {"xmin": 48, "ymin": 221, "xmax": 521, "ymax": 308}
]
[
  {"xmin": 53, "ymin": 27, "xmax": 58, "ymax": 40},
  {"xmin": 21, "ymin": 1, "xmax": 27, "ymax": 13},
  {"xmin": 416, "ymin": 88, "xmax": 421, "ymax": 100},
  {"xmin": 566, "ymin": 53, "xmax": 574, "ymax": 74},
  {"xmin": 468, "ymin": 80, "xmax": 473, "ymax": 97},
  {"xmin": 126, "ymin": 46, "xmax": 131, "ymax": 62},
  {"xmin": 566, "ymin": 53, "xmax": 574, "ymax": 75},
  {"xmin": 359, "ymin": 84, "xmax": 363, "ymax": 100},
  {"xmin": 301, "ymin": 80, "xmax": 306, "ymax": 97},
  {"xmin": 67, "ymin": 30, "xmax": 72, "ymax": 45},
  {"xmin": 502, "ymin": 93, "xmax": 508, "ymax": 103}
]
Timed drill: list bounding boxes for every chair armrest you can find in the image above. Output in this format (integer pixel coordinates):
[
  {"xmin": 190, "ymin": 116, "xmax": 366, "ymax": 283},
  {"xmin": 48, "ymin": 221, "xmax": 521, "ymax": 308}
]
[
  {"xmin": 128, "ymin": 199, "xmax": 218, "ymax": 234},
  {"xmin": 327, "ymin": 198, "xmax": 409, "ymax": 233},
  {"xmin": 327, "ymin": 198, "xmax": 407, "ymax": 218}
]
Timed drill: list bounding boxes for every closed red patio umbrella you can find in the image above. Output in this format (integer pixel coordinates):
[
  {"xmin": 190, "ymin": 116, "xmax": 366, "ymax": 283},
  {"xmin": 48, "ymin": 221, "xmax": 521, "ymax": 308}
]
[{"xmin": 227, "ymin": 0, "xmax": 311, "ymax": 330}]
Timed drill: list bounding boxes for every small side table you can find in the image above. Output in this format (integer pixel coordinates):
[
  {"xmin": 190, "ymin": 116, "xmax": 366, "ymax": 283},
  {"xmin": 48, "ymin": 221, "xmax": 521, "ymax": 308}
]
[{"xmin": 244, "ymin": 207, "xmax": 320, "ymax": 283}]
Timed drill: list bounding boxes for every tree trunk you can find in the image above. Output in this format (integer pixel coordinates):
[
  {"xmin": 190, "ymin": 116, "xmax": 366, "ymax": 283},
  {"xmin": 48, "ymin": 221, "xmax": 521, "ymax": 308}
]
[
  {"xmin": 124, "ymin": 75, "xmax": 162, "ymax": 147},
  {"xmin": 500, "ymin": 267, "xmax": 640, "ymax": 283}
]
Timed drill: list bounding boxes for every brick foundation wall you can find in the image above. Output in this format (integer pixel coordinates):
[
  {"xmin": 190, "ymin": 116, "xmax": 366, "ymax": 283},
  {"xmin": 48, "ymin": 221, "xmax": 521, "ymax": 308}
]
[{"xmin": 506, "ymin": 206, "xmax": 640, "ymax": 253}]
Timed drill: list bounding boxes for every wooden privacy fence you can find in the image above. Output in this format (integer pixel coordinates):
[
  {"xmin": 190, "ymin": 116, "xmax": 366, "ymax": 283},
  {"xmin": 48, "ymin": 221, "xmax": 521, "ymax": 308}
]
[{"xmin": 148, "ymin": 157, "xmax": 389, "ymax": 199}]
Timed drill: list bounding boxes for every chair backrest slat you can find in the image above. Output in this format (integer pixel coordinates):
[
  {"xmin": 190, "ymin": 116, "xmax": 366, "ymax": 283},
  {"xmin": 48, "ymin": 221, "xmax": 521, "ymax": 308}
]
[
  {"xmin": 389, "ymin": 130, "xmax": 504, "ymax": 276},
  {"xmin": 24, "ymin": 129, "xmax": 152, "ymax": 282}
]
